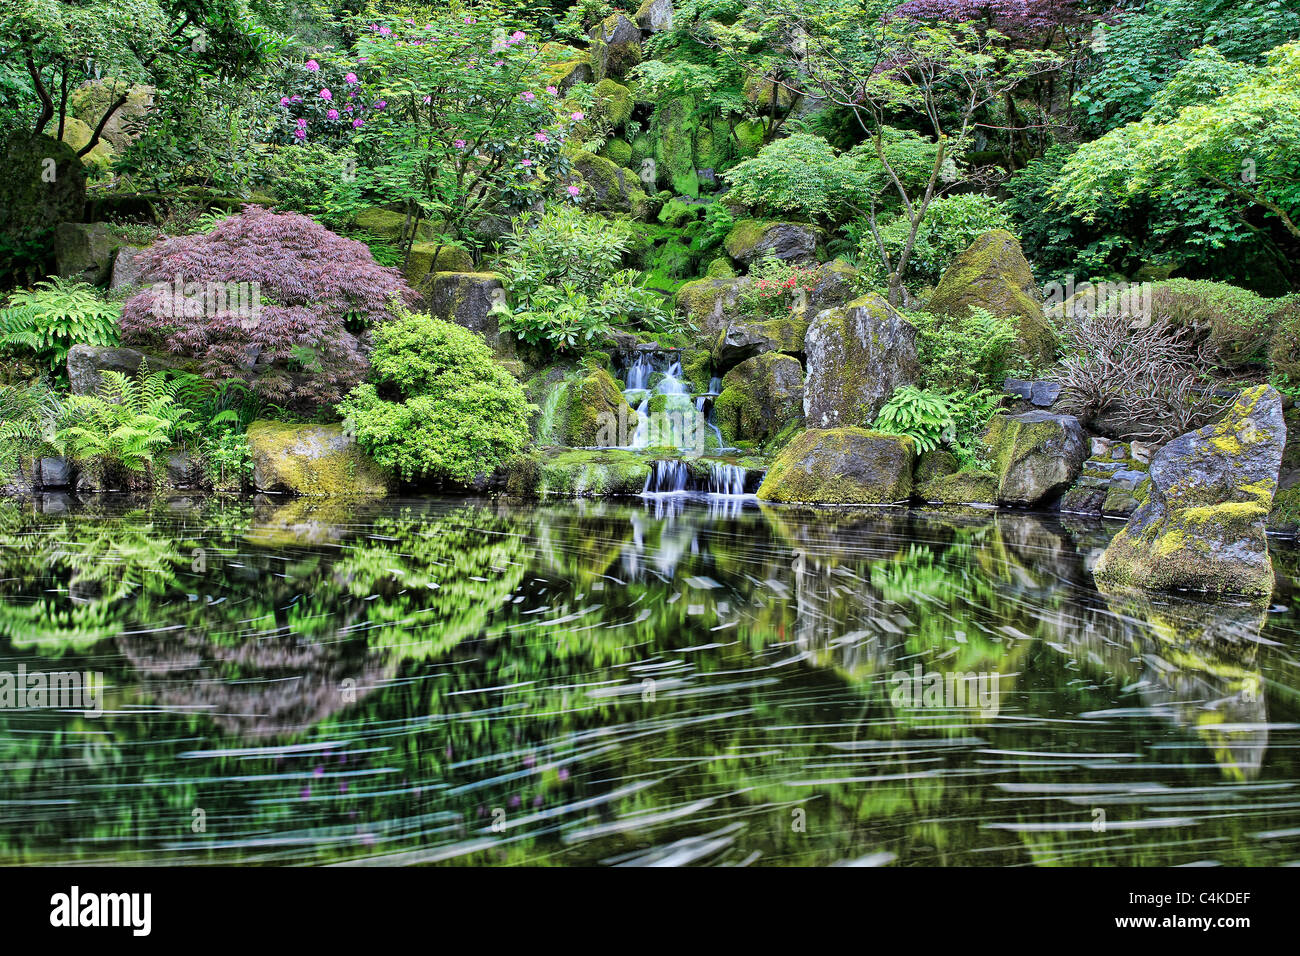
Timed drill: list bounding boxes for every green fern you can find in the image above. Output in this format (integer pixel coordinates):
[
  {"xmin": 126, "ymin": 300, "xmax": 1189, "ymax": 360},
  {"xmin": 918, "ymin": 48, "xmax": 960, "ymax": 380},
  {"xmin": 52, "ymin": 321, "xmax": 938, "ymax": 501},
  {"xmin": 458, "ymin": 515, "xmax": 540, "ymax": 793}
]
[
  {"xmin": 0, "ymin": 278, "xmax": 121, "ymax": 379},
  {"xmin": 871, "ymin": 385, "xmax": 958, "ymax": 453},
  {"xmin": 55, "ymin": 365, "xmax": 190, "ymax": 477}
]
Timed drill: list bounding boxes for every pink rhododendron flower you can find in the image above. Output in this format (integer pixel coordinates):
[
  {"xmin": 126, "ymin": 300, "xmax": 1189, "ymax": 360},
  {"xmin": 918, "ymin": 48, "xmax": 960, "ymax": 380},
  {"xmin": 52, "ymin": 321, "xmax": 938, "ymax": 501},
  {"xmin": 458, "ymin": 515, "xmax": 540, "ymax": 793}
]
[
  {"xmin": 296, "ymin": 117, "xmax": 307, "ymax": 128},
  {"xmin": 305, "ymin": 59, "xmax": 319, "ymax": 71},
  {"xmin": 294, "ymin": 129, "xmax": 306, "ymax": 140},
  {"xmin": 280, "ymin": 96, "xmax": 290, "ymax": 106},
  {"xmin": 374, "ymin": 100, "xmax": 386, "ymax": 109},
  {"xmin": 319, "ymin": 88, "xmax": 332, "ymax": 100},
  {"xmin": 567, "ymin": 184, "xmax": 581, "ymax": 196},
  {"xmin": 352, "ymin": 118, "xmax": 364, "ymax": 128},
  {"xmin": 571, "ymin": 111, "xmax": 584, "ymax": 121},
  {"xmin": 378, "ymin": 25, "xmax": 391, "ymax": 35},
  {"xmin": 344, "ymin": 72, "xmax": 358, "ymax": 85},
  {"xmin": 522, "ymin": 91, "xmax": 535, "ymax": 101},
  {"xmin": 546, "ymin": 86, "xmax": 558, "ymax": 96},
  {"xmin": 511, "ymin": 30, "xmax": 526, "ymax": 41},
  {"xmin": 454, "ymin": 139, "xmax": 467, "ymax": 148},
  {"xmin": 535, "ymin": 132, "xmax": 548, "ymax": 143},
  {"xmin": 327, "ymin": 109, "xmax": 339, "ymax": 119},
  {"xmin": 520, "ymin": 158, "xmax": 533, "ymax": 167}
]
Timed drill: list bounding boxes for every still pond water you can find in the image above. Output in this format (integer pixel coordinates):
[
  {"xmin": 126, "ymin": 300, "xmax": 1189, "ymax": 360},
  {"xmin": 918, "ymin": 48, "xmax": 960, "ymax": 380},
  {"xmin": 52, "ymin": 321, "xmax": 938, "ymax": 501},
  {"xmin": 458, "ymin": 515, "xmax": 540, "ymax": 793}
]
[{"xmin": 1, "ymin": 493, "xmax": 1299, "ymax": 866}]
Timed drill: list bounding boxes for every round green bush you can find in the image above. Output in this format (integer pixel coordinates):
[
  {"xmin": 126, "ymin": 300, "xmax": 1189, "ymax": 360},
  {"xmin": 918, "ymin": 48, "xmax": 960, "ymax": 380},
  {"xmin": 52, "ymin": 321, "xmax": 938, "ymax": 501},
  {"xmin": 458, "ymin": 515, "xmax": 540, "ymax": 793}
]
[{"xmin": 338, "ymin": 309, "xmax": 534, "ymax": 484}]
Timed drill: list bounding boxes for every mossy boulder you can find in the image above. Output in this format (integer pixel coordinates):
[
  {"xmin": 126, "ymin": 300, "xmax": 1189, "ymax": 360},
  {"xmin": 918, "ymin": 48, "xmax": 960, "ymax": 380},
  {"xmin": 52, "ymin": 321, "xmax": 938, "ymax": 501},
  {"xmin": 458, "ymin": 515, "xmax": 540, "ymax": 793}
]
[
  {"xmin": 572, "ymin": 150, "xmax": 649, "ymax": 218},
  {"xmin": 757, "ymin": 427, "xmax": 915, "ymax": 504},
  {"xmin": 915, "ymin": 449, "xmax": 959, "ymax": 485},
  {"xmin": 1094, "ymin": 384, "xmax": 1286, "ymax": 596},
  {"xmin": 926, "ymin": 229, "xmax": 1056, "ymax": 365},
  {"xmin": 601, "ymin": 137, "xmax": 633, "ymax": 166},
  {"xmin": 983, "ymin": 410, "xmax": 1088, "ymax": 506},
  {"xmin": 58, "ymin": 116, "xmax": 116, "ymax": 171},
  {"xmin": 542, "ymin": 49, "xmax": 593, "ymax": 92},
  {"xmin": 804, "ymin": 294, "xmax": 920, "ymax": 428},
  {"xmin": 806, "ymin": 259, "xmax": 862, "ymax": 313},
  {"xmin": 565, "ymin": 366, "xmax": 640, "ymax": 447},
  {"xmin": 733, "ymin": 120, "xmax": 765, "ymax": 157},
  {"xmin": 743, "ymin": 75, "xmax": 798, "ymax": 114},
  {"xmin": 714, "ymin": 352, "xmax": 804, "ymax": 446},
  {"xmin": 917, "ymin": 467, "xmax": 998, "ymax": 506},
  {"xmin": 247, "ymin": 421, "xmax": 393, "ymax": 497},
  {"xmin": 402, "ymin": 242, "xmax": 475, "ymax": 291},
  {"xmin": 507, "ymin": 448, "xmax": 651, "ymax": 497},
  {"xmin": 724, "ymin": 220, "xmax": 823, "ymax": 268},
  {"xmin": 351, "ymin": 206, "xmax": 439, "ymax": 243},
  {"xmin": 422, "ymin": 272, "xmax": 510, "ymax": 353},
  {"xmin": 69, "ymin": 80, "xmax": 153, "ymax": 152},
  {"xmin": 653, "ymin": 94, "xmax": 699, "ymax": 196},
  {"xmin": 54, "ymin": 222, "xmax": 121, "ymax": 285},
  {"xmin": 705, "ymin": 257, "xmax": 736, "ymax": 279},
  {"xmin": 589, "ymin": 13, "xmax": 643, "ymax": 81},
  {"xmin": 0, "ymin": 132, "xmax": 86, "ymax": 268},
  {"xmin": 592, "ymin": 79, "xmax": 634, "ymax": 128},
  {"xmin": 713, "ymin": 316, "xmax": 809, "ymax": 371},
  {"xmin": 108, "ymin": 243, "xmax": 151, "ymax": 292},
  {"xmin": 674, "ymin": 276, "xmax": 753, "ymax": 334}
]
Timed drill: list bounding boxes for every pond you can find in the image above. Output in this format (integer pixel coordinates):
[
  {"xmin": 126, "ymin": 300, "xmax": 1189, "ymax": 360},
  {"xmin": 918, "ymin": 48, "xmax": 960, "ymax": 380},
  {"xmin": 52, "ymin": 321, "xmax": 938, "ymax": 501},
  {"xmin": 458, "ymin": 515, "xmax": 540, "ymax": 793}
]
[{"xmin": 0, "ymin": 493, "xmax": 1298, "ymax": 866}]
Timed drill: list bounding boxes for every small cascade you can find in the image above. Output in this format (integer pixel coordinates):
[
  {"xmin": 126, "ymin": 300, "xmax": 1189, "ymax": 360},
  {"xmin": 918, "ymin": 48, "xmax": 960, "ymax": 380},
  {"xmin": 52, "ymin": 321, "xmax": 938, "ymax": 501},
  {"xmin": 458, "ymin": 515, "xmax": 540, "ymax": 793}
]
[
  {"xmin": 708, "ymin": 462, "xmax": 750, "ymax": 496},
  {"xmin": 643, "ymin": 459, "xmax": 691, "ymax": 494}
]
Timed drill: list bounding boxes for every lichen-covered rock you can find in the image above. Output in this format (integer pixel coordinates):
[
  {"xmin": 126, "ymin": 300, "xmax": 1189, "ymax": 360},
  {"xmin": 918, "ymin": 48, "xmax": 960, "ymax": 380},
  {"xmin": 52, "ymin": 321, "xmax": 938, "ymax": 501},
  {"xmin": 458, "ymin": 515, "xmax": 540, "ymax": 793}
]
[
  {"xmin": 757, "ymin": 427, "xmax": 915, "ymax": 504},
  {"xmin": 674, "ymin": 276, "xmax": 752, "ymax": 334},
  {"xmin": 635, "ymin": 0, "xmax": 674, "ymax": 31},
  {"xmin": 743, "ymin": 75, "xmax": 799, "ymax": 114},
  {"xmin": 914, "ymin": 449, "xmax": 959, "ymax": 485},
  {"xmin": 590, "ymin": 13, "xmax": 642, "ymax": 81},
  {"xmin": 713, "ymin": 353, "xmax": 804, "ymax": 446},
  {"xmin": 712, "ymin": 316, "xmax": 808, "ymax": 371},
  {"xmin": 69, "ymin": 80, "xmax": 153, "ymax": 152},
  {"xmin": 724, "ymin": 220, "xmax": 823, "ymax": 268},
  {"xmin": 247, "ymin": 421, "xmax": 392, "ymax": 497},
  {"xmin": 0, "ymin": 133, "xmax": 86, "ymax": 272},
  {"xmin": 803, "ymin": 294, "xmax": 920, "ymax": 428},
  {"xmin": 916, "ymin": 468, "xmax": 998, "ymax": 506},
  {"xmin": 983, "ymin": 410, "xmax": 1088, "ymax": 506},
  {"xmin": 543, "ymin": 366, "xmax": 639, "ymax": 447},
  {"xmin": 572, "ymin": 150, "xmax": 649, "ymax": 218},
  {"xmin": 108, "ymin": 243, "xmax": 150, "ymax": 292},
  {"xmin": 506, "ymin": 448, "xmax": 651, "ymax": 498},
  {"xmin": 926, "ymin": 230, "xmax": 1056, "ymax": 365},
  {"xmin": 54, "ymin": 222, "xmax": 119, "ymax": 285},
  {"xmin": 350, "ymin": 206, "xmax": 439, "ymax": 242},
  {"xmin": 422, "ymin": 272, "xmax": 509, "ymax": 352},
  {"xmin": 542, "ymin": 47, "xmax": 593, "ymax": 92},
  {"xmin": 58, "ymin": 116, "xmax": 116, "ymax": 171},
  {"xmin": 806, "ymin": 260, "xmax": 861, "ymax": 313},
  {"xmin": 1094, "ymin": 384, "xmax": 1286, "ymax": 596}
]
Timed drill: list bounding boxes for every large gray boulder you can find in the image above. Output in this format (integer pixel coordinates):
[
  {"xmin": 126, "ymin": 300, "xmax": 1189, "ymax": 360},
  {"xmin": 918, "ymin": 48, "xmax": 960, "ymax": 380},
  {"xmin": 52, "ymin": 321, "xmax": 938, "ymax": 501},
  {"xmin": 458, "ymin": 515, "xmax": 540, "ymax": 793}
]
[
  {"xmin": 983, "ymin": 410, "xmax": 1088, "ymax": 506},
  {"xmin": 590, "ymin": 13, "xmax": 642, "ymax": 81},
  {"xmin": 68, "ymin": 344, "xmax": 159, "ymax": 395},
  {"xmin": 712, "ymin": 317, "xmax": 808, "ymax": 371},
  {"xmin": 0, "ymin": 133, "xmax": 86, "ymax": 272},
  {"xmin": 757, "ymin": 427, "xmax": 915, "ymax": 504},
  {"xmin": 803, "ymin": 294, "xmax": 919, "ymax": 428},
  {"xmin": 54, "ymin": 221, "xmax": 119, "ymax": 285},
  {"xmin": 422, "ymin": 271, "xmax": 511, "ymax": 354},
  {"xmin": 108, "ymin": 243, "xmax": 150, "ymax": 292},
  {"xmin": 635, "ymin": 0, "xmax": 674, "ymax": 31},
  {"xmin": 1095, "ymin": 384, "xmax": 1285, "ymax": 596},
  {"xmin": 724, "ymin": 220, "xmax": 823, "ymax": 268}
]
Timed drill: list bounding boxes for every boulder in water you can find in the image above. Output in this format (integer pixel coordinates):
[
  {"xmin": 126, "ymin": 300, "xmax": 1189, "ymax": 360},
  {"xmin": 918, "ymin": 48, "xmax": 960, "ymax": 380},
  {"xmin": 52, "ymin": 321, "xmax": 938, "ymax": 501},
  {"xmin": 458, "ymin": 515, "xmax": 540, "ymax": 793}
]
[{"xmin": 757, "ymin": 427, "xmax": 915, "ymax": 504}]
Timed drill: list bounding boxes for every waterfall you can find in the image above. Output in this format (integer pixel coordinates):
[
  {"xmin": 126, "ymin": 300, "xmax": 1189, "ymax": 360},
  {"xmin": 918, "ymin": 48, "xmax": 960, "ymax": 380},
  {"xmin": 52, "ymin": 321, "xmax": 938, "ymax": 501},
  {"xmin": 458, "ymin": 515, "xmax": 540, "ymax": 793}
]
[
  {"xmin": 708, "ymin": 462, "xmax": 750, "ymax": 496},
  {"xmin": 643, "ymin": 459, "xmax": 691, "ymax": 494}
]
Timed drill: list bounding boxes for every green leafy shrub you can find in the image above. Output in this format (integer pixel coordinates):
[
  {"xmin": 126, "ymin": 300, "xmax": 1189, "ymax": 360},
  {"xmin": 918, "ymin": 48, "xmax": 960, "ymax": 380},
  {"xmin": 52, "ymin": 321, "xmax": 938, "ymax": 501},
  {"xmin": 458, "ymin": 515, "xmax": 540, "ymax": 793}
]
[
  {"xmin": 722, "ymin": 134, "xmax": 872, "ymax": 222},
  {"xmin": 0, "ymin": 381, "xmax": 63, "ymax": 480},
  {"xmin": 338, "ymin": 309, "xmax": 534, "ymax": 484},
  {"xmin": 857, "ymin": 194, "xmax": 1016, "ymax": 289},
  {"xmin": 0, "ymin": 278, "xmax": 120, "ymax": 379},
  {"xmin": 737, "ymin": 258, "xmax": 825, "ymax": 319},
  {"xmin": 911, "ymin": 306, "xmax": 1024, "ymax": 392},
  {"xmin": 56, "ymin": 366, "xmax": 190, "ymax": 484},
  {"xmin": 250, "ymin": 143, "xmax": 362, "ymax": 225}
]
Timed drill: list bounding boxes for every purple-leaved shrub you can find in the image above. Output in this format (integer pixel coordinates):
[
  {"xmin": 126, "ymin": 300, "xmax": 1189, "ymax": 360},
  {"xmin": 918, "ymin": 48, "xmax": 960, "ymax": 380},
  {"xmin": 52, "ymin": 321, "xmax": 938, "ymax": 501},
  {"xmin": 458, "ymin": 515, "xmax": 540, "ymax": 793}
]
[{"xmin": 120, "ymin": 206, "xmax": 416, "ymax": 406}]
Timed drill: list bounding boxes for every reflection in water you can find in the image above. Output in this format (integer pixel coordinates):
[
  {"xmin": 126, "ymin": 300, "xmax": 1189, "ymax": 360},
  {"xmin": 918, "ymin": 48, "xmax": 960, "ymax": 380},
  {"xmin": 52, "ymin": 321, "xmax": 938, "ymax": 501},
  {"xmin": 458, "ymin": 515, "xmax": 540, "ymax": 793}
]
[{"xmin": 0, "ymin": 495, "xmax": 1297, "ymax": 865}]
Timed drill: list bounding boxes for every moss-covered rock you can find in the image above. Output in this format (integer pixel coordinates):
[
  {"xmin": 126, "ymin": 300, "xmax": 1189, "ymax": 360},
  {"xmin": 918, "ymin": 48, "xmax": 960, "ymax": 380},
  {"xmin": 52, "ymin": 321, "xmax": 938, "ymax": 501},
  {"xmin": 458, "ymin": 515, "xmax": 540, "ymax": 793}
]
[
  {"xmin": 572, "ymin": 150, "xmax": 649, "ymax": 218},
  {"xmin": 926, "ymin": 229, "xmax": 1056, "ymax": 365},
  {"xmin": 804, "ymin": 294, "xmax": 920, "ymax": 428},
  {"xmin": 1095, "ymin": 384, "xmax": 1286, "ymax": 596},
  {"xmin": 674, "ymin": 276, "xmax": 753, "ymax": 334},
  {"xmin": 247, "ymin": 421, "xmax": 393, "ymax": 497},
  {"xmin": 983, "ymin": 410, "xmax": 1088, "ymax": 506},
  {"xmin": 592, "ymin": 78, "xmax": 634, "ymax": 128},
  {"xmin": 705, "ymin": 257, "xmax": 736, "ymax": 279},
  {"xmin": 733, "ymin": 120, "xmax": 765, "ymax": 157},
  {"xmin": 915, "ymin": 449, "xmax": 959, "ymax": 484},
  {"xmin": 0, "ymin": 132, "xmax": 86, "ymax": 269},
  {"xmin": 634, "ymin": 0, "xmax": 675, "ymax": 31},
  {"xmin": 564, "ymin": 366, "xmax": 640, "ymax": 447},
  {"xmin": 508, "ymin": 447, "xmax": 651, "ymax": 497},
  {"xmin": 69, "ymin": 79, "xmax": 153, "ymax": 152},
  {"xmin": 713, "ymin": 352, "xmax": 804, "ymax": 446},
  {"xmin": 600, "ymin": 137, "xmax": 633, "ymax": 166},
  {"xmin": 422, "ymin": 272, "xmax": 509, "ymax": 353},
  {"xmin": 653, "ymin": 94, "xmax": 699, "ymax": 196},
  {"xmin": 541, "ymin": 46, "xmax": 594, "ymax": 92},
  {"xmin": 58, "ymin": 116, "xmax": 115, "ymax": 172},
  {"xmin": 713, "ymin": 316, "xmax": 809, "ymax": 371},
  {"xmin": 402, "ymin": 241, "xmax": 475, "ymax": 291},
  {"xmin": 916, "ymin": 467, "xmax": 998, "ymax": 506},
  {"xmin": 757, "ymin": 427, "xmax": 915, "ymax": 504},
  {"xmin": 724, "ymin": 219, "xmax": 823, "ymax": 268},
  {"xmin": 743, "ymin": 75, "xmax": 798, "ymax": 114},
  {"xmin": 350, "ymin": 206, "xmax": 439, "ymax": 243},
  {"xmin": 589, "ymin": 13, "xmax": 643, "ymax": 81}
]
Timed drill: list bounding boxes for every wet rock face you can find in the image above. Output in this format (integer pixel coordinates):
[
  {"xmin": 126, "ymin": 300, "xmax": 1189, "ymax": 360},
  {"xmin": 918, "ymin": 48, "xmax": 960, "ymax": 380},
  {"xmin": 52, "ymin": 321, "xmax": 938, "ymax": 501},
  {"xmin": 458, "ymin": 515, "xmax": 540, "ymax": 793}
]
[
  {"xmin": 803, "ymin": 294, "xmax": 920, "ymax": 429},
  {"xmin": 984, "ymin": 410, "xmax": 1089, "ymax": 507},
  {"xmin": 757, "ymin": 427, "xmax": 915, "ymax": 504},
  {"xmin": 1095, "ymin": 384, "xmax": 1286, "ymax": 597}
]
